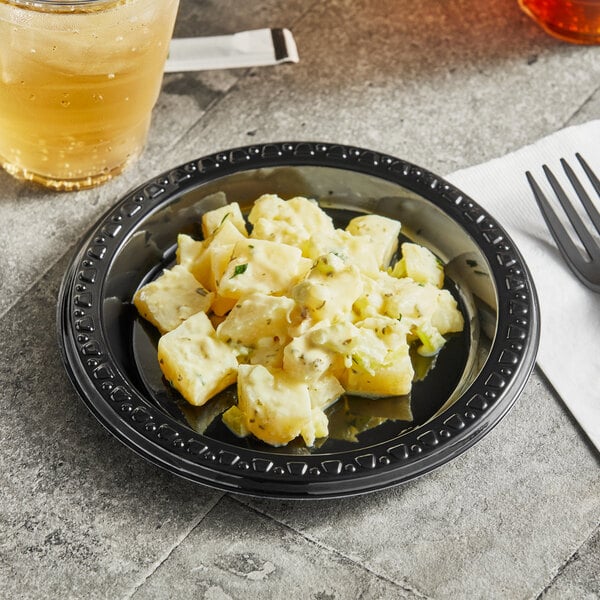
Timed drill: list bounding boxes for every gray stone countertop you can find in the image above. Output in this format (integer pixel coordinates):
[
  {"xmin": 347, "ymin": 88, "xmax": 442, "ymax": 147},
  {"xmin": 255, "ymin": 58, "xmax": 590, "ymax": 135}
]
[{"xmin": 1, "ymin": 1, "xmax": 599, "ymax": 598}]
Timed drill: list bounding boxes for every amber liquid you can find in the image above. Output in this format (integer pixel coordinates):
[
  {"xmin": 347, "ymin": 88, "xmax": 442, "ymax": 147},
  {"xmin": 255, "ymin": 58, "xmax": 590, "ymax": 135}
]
[
  {"xmin": 0, "ymin": 0, "xmax": 180, "ymax": 190},
  {"xmin": 519, "ymin": 0, "xmax": 600, "ymax": 44}
]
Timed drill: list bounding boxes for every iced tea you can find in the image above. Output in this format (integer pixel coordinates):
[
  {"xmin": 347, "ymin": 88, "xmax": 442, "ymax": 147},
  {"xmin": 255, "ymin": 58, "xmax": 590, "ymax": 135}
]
[
  {"xmin": 519, "ymin": 0, "xmax": 600, "ymax": 44},
  {"xmin": 0, "ymin": 0, "xmax": 180, "ymax": 190}
]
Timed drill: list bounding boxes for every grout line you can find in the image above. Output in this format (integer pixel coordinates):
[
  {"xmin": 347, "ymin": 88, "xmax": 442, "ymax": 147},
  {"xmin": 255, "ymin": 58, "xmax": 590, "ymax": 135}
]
[
  {"xmin": 535, "ymin": 369, "xmax": 600, "ymax": 462},
  {"xmin": 121, "ymin": 492, "xmax": 225, "ymax": 600},
  {"xmin": 228, "ymin": 494, "xmax": 435, "ymax": 600},
  {"xmin": 164, "ymin": 84, "xmax": 239, "ymax": 155},
  {"xmin": 561, "ymin": 82, "xmax": 600, "ymax": 129},
  {"xmin": 0, "ymin": 242, "xmax": 75, "ymax": 322},
  {"xmin": 533, "ymin": 520, "xmax": 600, "ymax": 599}
]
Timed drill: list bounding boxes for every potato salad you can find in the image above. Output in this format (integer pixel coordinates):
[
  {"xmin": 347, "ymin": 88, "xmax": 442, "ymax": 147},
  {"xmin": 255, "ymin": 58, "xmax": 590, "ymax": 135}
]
[{"xmin": 133, "ymin": 194, "xmax": 464, "ymax": 447}]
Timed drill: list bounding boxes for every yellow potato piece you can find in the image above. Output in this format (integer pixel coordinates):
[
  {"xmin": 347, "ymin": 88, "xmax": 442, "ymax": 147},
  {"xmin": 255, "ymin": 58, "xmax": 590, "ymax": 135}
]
[
  {"xmin": 218, "ymin": 239, "xmax": 312, "ymax": 299},
  {"xmin": 346, "ymin": 214, "xmax": 401, "ymax": 269},
  {"xmin": 191, "ymin": 242, "xmax": 236, "ymax": 293},
  {"xmin": 190, "ymin": 221, "xmax": 245, "ymax": 290},
  {"xmin": 302, "ymin": 229, "xmax": 380, "ymax": 275},
  {"xmin": 392, "ymin": 242, "xmax": 444, "ymax": 288},
  {"xmin": 217, "ymin": 293, "xmax": 294, "ymax": 367},
  {"xmin": 308, "ymin": 374, "xmax": 345, "ymax": 411},
  {"xmin": 341, "ymin": 317, "xmax": 414, "ymax": 397},
  {"xmin": 133, "ymin": 265, "xmax": 213, "ymax": 335},
  {"xmin": 236, "ymin": 364, "xmax": 315, "ymax": 446},
  {"xmin": 210, "ymin": 294, "xmax": 237, "ymax": 317},
  {"xmin": 157, "ymin": 312, "xmax": 238, "ymax": 407},
  {"xmin": 248, "ymin": 194, "xmax": 335, "ymax": 247},
  {"xmin": 291, "ymin": 253, "xmax": 363, "ymax": 324},
  {"xmin": 431, "ymin": 292, "xmax": 464, "ymax": 334},
  {"xmin": 379, "ymin": 274, "xmax": 463, "ymax": 336},
  {"xmin": 176, "ymin": 234, "xmax": 205, "ymax": 270},
  {"xmin": 283, "ymin": 331, "xmax": 338, "ymax": 382},
  {"xmin": 202, "ymin": 202, "xmax": 248, "ymax": 239},
  {"xmin": 343, "ymin": 361, "xmax": 413, "ymax": 397}
]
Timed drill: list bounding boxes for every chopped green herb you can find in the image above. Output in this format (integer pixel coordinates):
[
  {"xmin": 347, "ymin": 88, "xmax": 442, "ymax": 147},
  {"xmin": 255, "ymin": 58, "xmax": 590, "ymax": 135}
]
[
  {"xmin": 466, "ymin": 259, "xmax": 478, "ymax": 267},
  {"xmin": 231, "ymin": 263, "xmax": 248, "ymax": 278}
]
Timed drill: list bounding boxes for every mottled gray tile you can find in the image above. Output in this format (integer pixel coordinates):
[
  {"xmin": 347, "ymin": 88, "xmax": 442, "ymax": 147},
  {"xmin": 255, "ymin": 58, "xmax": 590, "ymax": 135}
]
[
  {"xmin": 566, "ymin": 84, "xmax": 600, "ymax": 127},
  {"xmin": 130, "ymin": 496, "xmax": 422, "ymax": 600},
  {"xmin": 172, "ymin": 0, "xmax": 316, "ymax": 38},
  {"xmin": 0, "ymin": 256, "xmax": 222, "ymax": 600},
  {"xmin": 240, "ymin": 372, "xmax": 600, "ymax": 600},
  {"xmin": 168, "ymin": 0, "xmax": 600, "ymax": 176},
  {"xmin": 541, "ymin": 526, "xmax": 600, "ymax": 600}
]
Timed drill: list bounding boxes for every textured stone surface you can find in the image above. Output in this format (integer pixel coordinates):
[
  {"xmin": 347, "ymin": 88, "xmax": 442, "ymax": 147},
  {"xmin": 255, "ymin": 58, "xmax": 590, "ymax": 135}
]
[
  {"xmin": 169, "ymin": 0, "xmax": 600, "ymax": 175},
  {"xmin": 130, "ymin": 497, "xmax": 421, "ymax": 599},
  {"xmin": 1, "ymin": 0, "xmax": 599, "ymax": 598},
  {"xmin": 0, "ymin": 256, "xmax": 223, "ymax": 600},
  {"xmin": 542, "ymin": 527, "xmax": 600, "ymax": 600}
]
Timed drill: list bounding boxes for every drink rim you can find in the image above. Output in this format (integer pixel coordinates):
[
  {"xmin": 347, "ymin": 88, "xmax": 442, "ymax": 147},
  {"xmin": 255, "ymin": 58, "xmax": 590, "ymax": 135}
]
[{"xmin": 2, "ymin": 0, "xmax": 127, "ymax": 12}]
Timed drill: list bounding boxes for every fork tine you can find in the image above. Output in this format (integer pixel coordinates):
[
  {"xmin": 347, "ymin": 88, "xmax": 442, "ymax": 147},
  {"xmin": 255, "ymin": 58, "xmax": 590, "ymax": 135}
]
[
  {"xmin": 575, "ymin": 152, "xmax": 600, "ymax": 221},
  {"xmin": 543, "ymin": 164, "xmax": 599, "ymax": 259},
  {"xmin": 525, "ymin": 170, "xmax": 589, "ymax": 269},
  {"xmin": 577, "ymin": 153, "xmax": 600, "ymax": 195},
  {"xmin": 562, "ymin": 157, "xmax": 600, "ymax": 233}
]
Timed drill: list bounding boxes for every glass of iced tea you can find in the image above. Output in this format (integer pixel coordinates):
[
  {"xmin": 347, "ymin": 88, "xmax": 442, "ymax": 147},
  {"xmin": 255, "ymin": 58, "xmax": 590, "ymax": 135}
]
[
  {"xmin": 0, "ymin": 0, "xmax": 180, "ymax": 191},
  {"xmin": 519, "ymin": 0, "xmax": 600, "ymax": 44}
]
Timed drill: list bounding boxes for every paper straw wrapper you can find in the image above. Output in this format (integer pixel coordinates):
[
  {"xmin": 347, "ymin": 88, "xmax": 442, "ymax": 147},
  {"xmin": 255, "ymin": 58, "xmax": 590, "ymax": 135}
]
[{"xmin": 165, "ymin": 28, "xmax": 299, "ymax": 72}]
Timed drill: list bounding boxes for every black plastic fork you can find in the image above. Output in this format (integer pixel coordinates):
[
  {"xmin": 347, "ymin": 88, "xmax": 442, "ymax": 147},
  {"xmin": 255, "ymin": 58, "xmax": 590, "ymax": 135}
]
[{"xmin": 526, "ymin": 153, "xmax": 600, "ymax": 293}]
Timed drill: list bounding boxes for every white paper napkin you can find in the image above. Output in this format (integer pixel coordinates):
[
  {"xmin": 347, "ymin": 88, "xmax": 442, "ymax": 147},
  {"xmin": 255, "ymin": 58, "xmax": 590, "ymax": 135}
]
[{"xmin": 447, "ymin": 120, "xmax": 600, "ymax": 453}]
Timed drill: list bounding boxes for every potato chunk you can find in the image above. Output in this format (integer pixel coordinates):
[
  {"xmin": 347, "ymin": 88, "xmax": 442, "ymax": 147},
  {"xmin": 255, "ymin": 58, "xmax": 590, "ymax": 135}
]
[
  {"xmin": 133, "ymin": 265, "xmax": 213, "ymax": 335},
  {"xmin": 380, "ymin": 275, "xmax": 463, "ymax": 335},
  {"xmin": 217, "ymin": 293, "xmax": 295, "ymax": 367},
  {"xmin": 202, "ymin": 202, "xmax": 248, "ymax": 239},
  {"xmin": 190, "ymin": 221, "xmax": 246, "ymax": 290},
  {"xmin": 249, "ymin": 194, "xmax": 335, "ymax": 247},
  {"xmin": 392, "ymin": 242, "xmax": 444, "ymax": 288},
  {"xmin": 157, "ymin": 312, "xmax": 238, "ymax": 407},
  {"xmin": 283, "ymin": 327, "xmax": 339, "ymax": 382},
  {"xmin": 176, "ymin": 234, "xmax": 205, "ymax": 270},
  {"xmin": 346, "ymin": 214, "xmax": 401, "ymax": 268},
  {"xmin": 218, "ymin": 239, "xmax": 312, "ymax": 299},
  {"xmin": 291, "ymin": 253, "xmax": 363, "ymax": 324},
  {"xmin": 302, "ymin": 229, "xmax": 380, "ymax": 275},
  {"xmin": 341, "ymin": 317, "xmax": 414, "ymax": 397},
  {"xmin": 235, "ymin": 364, "xmax": 326, "ymax": 446}
]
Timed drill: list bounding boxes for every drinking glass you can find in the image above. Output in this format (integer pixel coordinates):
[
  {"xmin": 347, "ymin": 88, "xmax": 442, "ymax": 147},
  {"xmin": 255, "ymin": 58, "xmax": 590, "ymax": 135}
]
[{"xmin": 0, "ymin": 0, "xmax": 180, "ymax": 191}]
